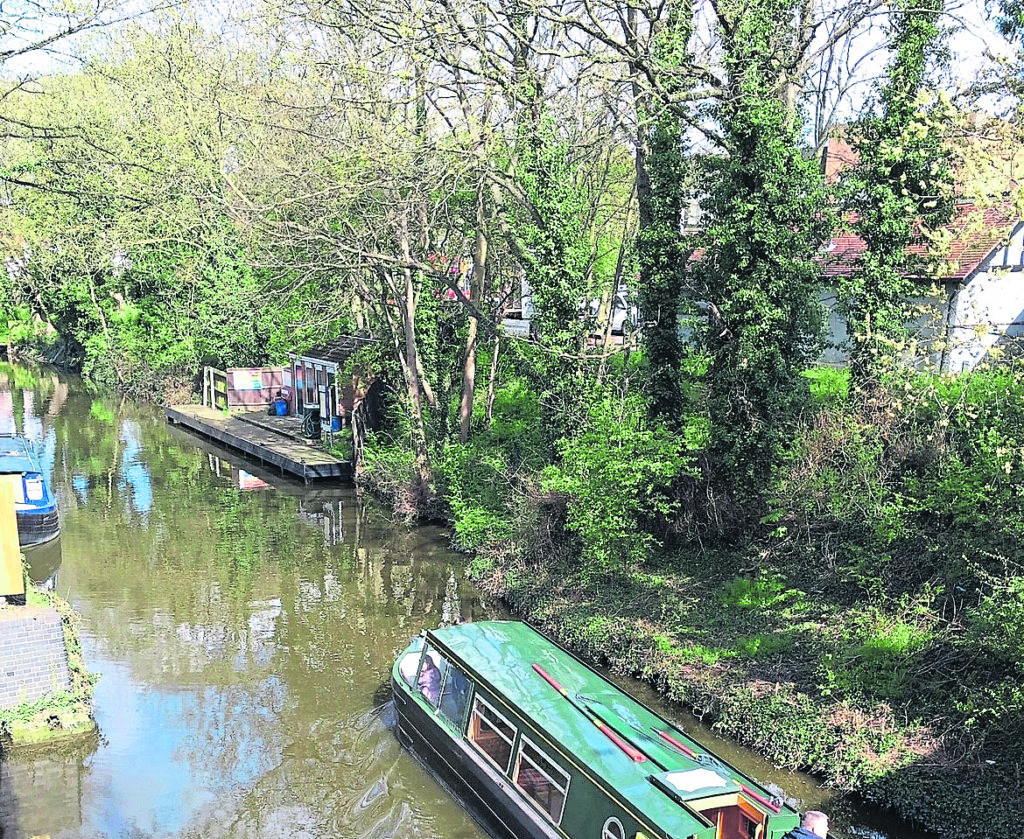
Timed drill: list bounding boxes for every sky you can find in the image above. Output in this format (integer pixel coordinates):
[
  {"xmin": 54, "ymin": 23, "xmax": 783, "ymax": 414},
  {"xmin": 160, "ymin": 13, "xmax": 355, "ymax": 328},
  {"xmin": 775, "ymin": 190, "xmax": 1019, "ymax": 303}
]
[{"xmin": 0, "ymin": 0, "xmax": 1016, "ymax": 116}]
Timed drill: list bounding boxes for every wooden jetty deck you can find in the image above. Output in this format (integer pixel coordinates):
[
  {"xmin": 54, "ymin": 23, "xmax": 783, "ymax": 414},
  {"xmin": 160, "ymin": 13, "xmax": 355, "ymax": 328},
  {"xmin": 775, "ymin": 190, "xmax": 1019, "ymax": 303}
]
[{"xmin": 166, "ymin": 405, "xmax": 352, "ymax": 482}]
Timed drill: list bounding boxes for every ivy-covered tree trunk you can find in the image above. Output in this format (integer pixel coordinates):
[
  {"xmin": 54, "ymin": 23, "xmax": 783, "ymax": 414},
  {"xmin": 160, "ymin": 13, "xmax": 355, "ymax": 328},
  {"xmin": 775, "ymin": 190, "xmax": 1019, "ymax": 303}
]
[
  {"xmin": 698, "ymin": 0, "xmax": 831, "ymax": 515},
  {"xmin": 397, "ymin": 227, "xmax": 435, "ymax": 497},
  {"xmin": 460, "ymin": 191, "xmax": 487, "ymax": 443},
  {"xmin": 636, "ymin": 107, "xmax": 687, "ymax": 424},
  {"xmin": 841, "ymin": 0, "xmax": 954, "ymax": 382},
  {"xmin": 633, "ymin": 3, "xmax": 692, "ymax": 426}
]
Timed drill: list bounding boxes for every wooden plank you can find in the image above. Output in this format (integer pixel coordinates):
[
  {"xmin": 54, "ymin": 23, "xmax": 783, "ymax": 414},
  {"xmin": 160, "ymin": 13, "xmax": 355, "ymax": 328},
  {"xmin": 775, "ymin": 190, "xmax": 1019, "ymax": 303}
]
[
  {"xmin": 236, "ymin": 411, "xmax": 309, "ymax": 443},
  {"xmin": 0, "ymin": 476, "xmax": 25, "ymax": 597}
]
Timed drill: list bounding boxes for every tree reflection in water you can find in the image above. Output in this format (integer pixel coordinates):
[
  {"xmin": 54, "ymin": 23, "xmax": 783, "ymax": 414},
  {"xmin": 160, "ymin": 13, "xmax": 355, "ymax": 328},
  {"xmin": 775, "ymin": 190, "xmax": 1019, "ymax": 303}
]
[{"xmin": 0, "ymin": 362, "xmax": 494, "ymax": 839}]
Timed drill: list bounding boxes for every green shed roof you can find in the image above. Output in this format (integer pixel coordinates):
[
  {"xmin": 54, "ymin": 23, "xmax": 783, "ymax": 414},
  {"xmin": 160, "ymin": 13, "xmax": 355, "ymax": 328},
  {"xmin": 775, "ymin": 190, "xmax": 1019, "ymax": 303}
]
[{"xmin": 427, "ymin": 621, "xmax": 800, "ymax": 839}]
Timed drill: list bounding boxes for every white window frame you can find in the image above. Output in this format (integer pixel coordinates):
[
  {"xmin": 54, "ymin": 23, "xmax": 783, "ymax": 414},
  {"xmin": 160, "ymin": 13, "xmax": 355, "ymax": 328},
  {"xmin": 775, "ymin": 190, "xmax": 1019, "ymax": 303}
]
[
  {"xmin": 436, "ymin": 664, "xmax": 470, "ymax": 728},
  {"xmin": 602, "ymin": 817, "xmax": 625, "ymax": 839},
  {"xmin": 468, "ymin": 695, "xmax": 518, "ymax": 774},
  {"xmin": 513, "ymin": 734, "xmax": 571, "ymax": 826},
  {"xmin": 416, "ymin": 648, "xmax": 445, "ymax": 709}
]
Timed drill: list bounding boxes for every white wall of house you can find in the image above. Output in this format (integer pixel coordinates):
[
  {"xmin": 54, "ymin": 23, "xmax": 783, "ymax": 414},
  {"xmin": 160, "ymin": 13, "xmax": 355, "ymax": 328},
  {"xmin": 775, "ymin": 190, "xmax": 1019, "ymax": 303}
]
[
  {"xmin": 946, "ymin": 222, "xmax": 1024, "ymax": 372},
  {"xmin": 817, "ymin": 288, "xmax": 947, "ymax": 369},
  {"xmin": 506, "ymin": 223, "xmax": 1024, "ymax": 374},
  {"xmin": 819, "ymin": 287, "xmax": 849, "ymax": 366}
]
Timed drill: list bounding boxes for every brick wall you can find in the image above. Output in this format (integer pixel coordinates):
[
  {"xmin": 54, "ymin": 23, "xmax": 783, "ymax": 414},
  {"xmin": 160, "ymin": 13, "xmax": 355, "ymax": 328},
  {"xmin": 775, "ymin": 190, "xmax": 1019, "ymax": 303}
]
[{"xmin": 0, "ymin": 606, "xmax": 72, "ymax": 710}]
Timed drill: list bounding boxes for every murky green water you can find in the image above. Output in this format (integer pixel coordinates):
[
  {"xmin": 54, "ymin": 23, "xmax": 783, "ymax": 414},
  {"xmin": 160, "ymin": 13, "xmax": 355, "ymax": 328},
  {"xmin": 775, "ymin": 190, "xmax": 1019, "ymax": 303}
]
[{"xmin": 0, "ymin": 364, "xmax": 925, "ymax": 839}]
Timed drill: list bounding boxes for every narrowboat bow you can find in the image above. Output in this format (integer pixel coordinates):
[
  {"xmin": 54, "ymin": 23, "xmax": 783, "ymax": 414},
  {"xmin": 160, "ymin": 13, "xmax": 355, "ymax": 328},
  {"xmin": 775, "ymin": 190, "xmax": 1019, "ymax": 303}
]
[
  {"xmin": 0, "ymin": 434, "xmax": 59, "ymax": 547},
  {"xmin": 392, "ymin": 620, "xmax": 801, "ymax": 839}
]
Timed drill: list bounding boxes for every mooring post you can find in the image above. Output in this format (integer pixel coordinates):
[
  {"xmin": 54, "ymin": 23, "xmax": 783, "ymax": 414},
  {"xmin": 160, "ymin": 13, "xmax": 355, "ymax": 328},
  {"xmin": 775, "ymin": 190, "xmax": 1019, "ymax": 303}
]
[{"xmin": 0, "ymin": 476, "xmax": 25, "ymax": 600}]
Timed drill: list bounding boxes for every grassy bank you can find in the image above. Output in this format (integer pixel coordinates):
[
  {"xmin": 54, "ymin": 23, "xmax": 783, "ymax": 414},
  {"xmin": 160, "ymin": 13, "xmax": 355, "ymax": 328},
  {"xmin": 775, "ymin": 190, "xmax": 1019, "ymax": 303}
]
[{"xmin": 467, "ymin": 549, "xmax": 1019, "ymax": 838}]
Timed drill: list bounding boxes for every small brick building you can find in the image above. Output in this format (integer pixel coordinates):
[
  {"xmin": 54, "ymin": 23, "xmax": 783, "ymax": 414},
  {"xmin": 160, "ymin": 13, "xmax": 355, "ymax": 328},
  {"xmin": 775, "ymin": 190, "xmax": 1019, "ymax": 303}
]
[{"xmin": 0, "ymin": 605, "xmax": 71, "ymax": 710}]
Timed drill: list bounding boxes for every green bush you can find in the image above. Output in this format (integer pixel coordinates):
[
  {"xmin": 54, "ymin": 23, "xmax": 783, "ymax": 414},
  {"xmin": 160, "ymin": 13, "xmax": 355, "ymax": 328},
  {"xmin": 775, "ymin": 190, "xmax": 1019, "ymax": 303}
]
[
  {"xmin": 719, "ymin": 573, "xmax": 804, "ymax": 611},
  {"xmin": 359, "ymin": 433, "xmax": 422, "ymax": 521},
  {"xmin": 772, "ymin": 367, "xmax": 1024, "ymax": 747},
  {"xmin": 802, "ymin": 366, "xmax": 850, "ymax": 405},
  {"xmin": 735, "ymin": 632, "xmax": 794, "ymax": 659},
  {"xmin": 432, "ymin": 379, "xmax": 550, "ymax": 553},
  {"xmin": 482, "ymin": 378, "xmax": 548, "ymax": 465},
  {"xmin": 540, "ymin": 388, "xmax": 705, "ymax": 574},
  {"xmin": 960, "ymin": 575, "xmax": 1024, "ymax": 741},
  {"xmin": 437, "ymin": 443, "xmax": 517, "ymax": 551},
  {"xmin": 817, "ymin": 615, "xmax": 929, "ymax": 702}
]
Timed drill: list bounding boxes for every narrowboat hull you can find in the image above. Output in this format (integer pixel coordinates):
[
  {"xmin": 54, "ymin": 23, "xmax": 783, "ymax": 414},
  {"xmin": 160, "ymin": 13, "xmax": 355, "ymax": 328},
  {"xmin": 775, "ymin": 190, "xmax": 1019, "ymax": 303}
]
[
  {"xmin": 392, "ymin": 672, "xmax": 557, "ymax": 839},
  {"xmin": 0, "ymin": 434, "xmax": 60, "ymax": 548},
  {"xmin": 16, "ymin": 506, "xmax": 60, "ymax": 546}
]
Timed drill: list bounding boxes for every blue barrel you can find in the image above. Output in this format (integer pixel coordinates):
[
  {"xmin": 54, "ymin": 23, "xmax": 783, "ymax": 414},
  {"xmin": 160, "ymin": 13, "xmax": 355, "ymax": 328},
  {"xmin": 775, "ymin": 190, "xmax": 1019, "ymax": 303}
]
[{"xmin": 273, "ymin": 397, "xmax": 287, "ymax": 416}]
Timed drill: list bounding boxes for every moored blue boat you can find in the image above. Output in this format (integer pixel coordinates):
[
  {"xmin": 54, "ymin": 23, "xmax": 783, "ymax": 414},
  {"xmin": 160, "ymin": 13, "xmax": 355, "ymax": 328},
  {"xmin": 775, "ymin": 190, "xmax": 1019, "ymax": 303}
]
[
  {"xmin": 0, "ymin": 434, "xmax": 59, "ymax": 546},
  {"xmin": 392, "ymin": 620, "xmax": 802, "ymax": 839}
]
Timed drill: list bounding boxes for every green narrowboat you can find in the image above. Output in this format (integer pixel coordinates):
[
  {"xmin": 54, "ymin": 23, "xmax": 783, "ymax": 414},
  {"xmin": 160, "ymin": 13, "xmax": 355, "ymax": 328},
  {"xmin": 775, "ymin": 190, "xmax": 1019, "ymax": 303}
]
[{"xmin": 392, "ymin": 621, "xmax": 801, "ymax": 839}]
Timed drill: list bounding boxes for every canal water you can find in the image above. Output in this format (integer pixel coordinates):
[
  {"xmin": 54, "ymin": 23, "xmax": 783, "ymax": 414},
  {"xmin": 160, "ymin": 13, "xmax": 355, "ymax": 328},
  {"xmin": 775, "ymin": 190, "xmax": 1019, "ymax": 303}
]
[{"xmin": 0, "ymin": 363, "xmax": 925, "ymax": 839}]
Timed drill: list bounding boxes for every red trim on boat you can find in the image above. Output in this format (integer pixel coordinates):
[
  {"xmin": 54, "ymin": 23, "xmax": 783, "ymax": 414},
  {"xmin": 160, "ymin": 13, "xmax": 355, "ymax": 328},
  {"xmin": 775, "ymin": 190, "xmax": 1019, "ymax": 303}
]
[
  {"xmin": 740, "ymin": 784, "xmax": 782, "ymax": 813},
  {"xmin": 654, "ymin": 728, "xmax": 697, "ymax": 758},
  {"xmin": 532, "ymin": 664, "xmax": 647, "ymax": 763}
]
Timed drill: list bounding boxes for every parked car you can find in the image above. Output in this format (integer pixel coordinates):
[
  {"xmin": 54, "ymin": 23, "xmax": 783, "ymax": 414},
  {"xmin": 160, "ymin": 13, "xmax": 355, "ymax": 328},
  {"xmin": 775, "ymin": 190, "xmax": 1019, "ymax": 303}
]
[{"xmin": 588, "ymin": 286, "xmax": 639, "ymax": 335}]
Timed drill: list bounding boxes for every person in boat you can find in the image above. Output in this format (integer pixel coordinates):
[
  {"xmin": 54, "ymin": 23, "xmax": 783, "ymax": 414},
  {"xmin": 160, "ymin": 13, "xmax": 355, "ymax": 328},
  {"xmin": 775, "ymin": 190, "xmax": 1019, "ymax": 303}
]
[
  {"xmin": 418, "ymin": 654, "xmax": 441, "ymax": 705},
  {"xmin": 783, "ymin": 811, "xmax": 829, "ymax": 839}
]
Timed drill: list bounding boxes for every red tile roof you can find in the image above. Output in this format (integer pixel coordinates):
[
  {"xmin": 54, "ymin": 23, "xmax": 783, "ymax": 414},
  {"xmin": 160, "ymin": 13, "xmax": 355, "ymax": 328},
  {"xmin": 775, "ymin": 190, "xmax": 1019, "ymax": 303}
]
[
  {"xmin": 821, "ymin": 203, "xmax": 1020, "ymax": 282},
  {"xmin": 817, "ymin": 135, "xmax": 1020, "ymax": 281}
]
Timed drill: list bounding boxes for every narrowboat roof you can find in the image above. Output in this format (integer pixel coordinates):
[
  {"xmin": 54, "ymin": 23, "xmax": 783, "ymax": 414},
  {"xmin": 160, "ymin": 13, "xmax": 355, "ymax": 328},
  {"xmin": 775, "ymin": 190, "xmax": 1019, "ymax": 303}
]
[
  {"xmin": 0, "ymin": 435, "xmax": 40, "ymax": 475},
  {"xmin": 426, "ymin": 621, "xmax": 798, "ymax": 838}
]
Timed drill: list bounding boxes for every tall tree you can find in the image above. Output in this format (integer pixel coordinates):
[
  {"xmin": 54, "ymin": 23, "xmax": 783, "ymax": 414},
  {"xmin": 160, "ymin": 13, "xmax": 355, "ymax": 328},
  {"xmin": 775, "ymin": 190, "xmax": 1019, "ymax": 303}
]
[
  {"xmin": 840, "ymin": 0, "xmax": 954, "ymax": 381},
  {"xmin": 634, "ymin": 3, "xmax": 692, "ymax": 425},
  {"xmin": 0, "ymin": 14, "xmax": 307, "ymax": 393},
  {"xmin": 697, "ymin": 0, "xmax": 832, "ymax": 515}
]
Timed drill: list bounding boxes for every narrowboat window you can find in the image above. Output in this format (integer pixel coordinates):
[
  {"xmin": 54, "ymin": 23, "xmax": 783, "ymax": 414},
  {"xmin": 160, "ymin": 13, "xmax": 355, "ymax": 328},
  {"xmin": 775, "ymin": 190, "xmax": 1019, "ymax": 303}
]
[
  {"xmin": 437, "ymin": 664, "xmax": 472, "ymax": 730},
  {"xmin": 513, "ymin": 736, "xmax": 570, "ymax": 825},
  {"xmin": 398, "ymin": 637, "xmax": 425, "ymax": 687},
  {"xmin": 415, "ymin": 645, "xmax": 448, "ymax": 708},
  {"xmin": 601, "ymin": 817, "xmax": 625, "ymax": 839},
  {"xmin": 468, "ymin": 696, "xmax": 517, "ymax": 773}
]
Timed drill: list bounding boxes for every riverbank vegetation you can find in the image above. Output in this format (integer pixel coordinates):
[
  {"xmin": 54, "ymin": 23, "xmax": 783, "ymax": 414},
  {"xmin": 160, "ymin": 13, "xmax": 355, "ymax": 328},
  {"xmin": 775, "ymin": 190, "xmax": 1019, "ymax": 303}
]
[
  {"xmin": 458, "ymin": 362, "xmax": 1024, "ymax": 837},
  {"xmin": 2, "ymin": 0, "xmax": 1024, "ymax": 834}
]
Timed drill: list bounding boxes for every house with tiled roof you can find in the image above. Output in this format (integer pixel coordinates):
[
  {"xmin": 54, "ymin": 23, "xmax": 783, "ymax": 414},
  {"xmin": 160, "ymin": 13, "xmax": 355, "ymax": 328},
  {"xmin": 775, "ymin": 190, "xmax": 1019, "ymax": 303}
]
[{"xmin": 816, "ymin": 137, "xmax": 1024, "ymax": 371}]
